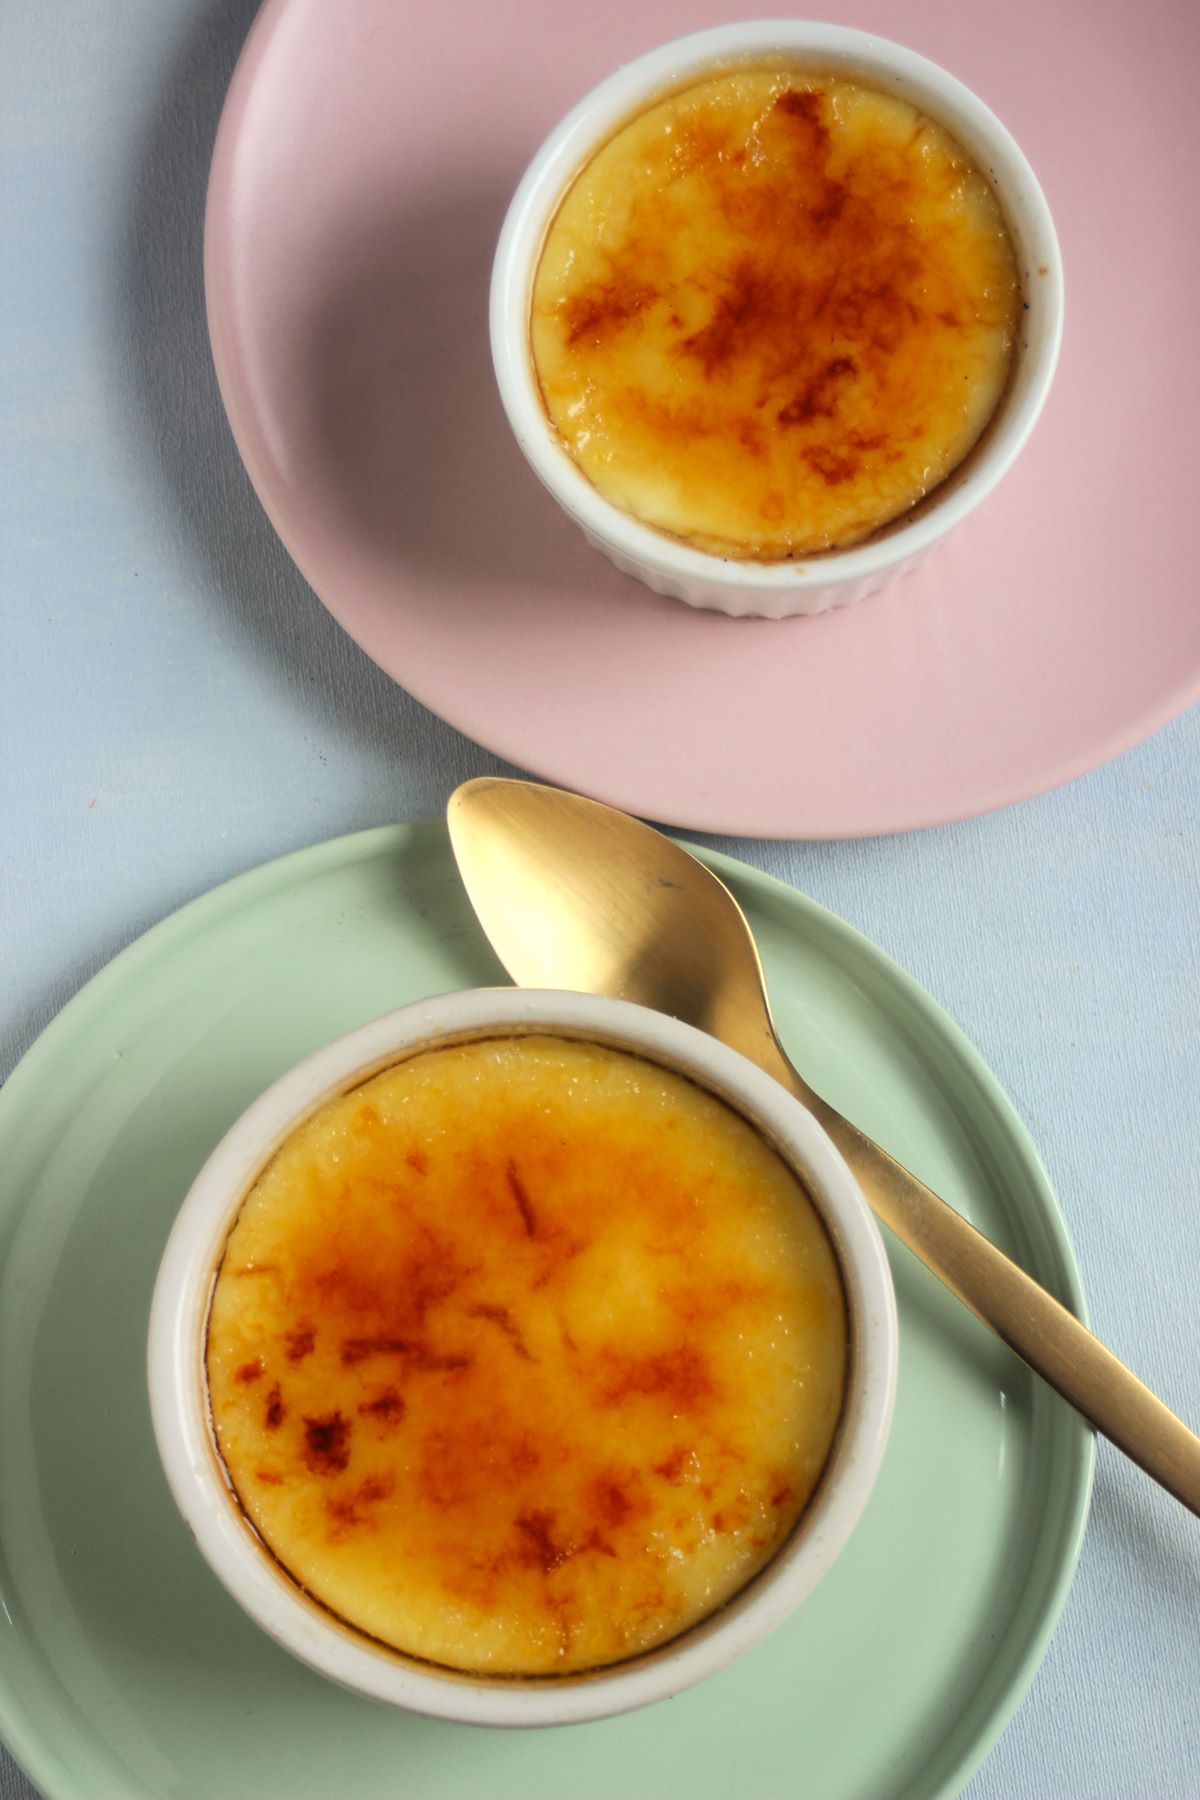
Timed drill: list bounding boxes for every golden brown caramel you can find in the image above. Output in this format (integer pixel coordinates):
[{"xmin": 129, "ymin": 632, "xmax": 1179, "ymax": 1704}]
[
  {"xmin": 531, "ymin": 70, "xmax": 1021, "ymax": 558},
  {"xmin": 206, "ymin": 1036, "xmax": 847, "ymax": 1675}
]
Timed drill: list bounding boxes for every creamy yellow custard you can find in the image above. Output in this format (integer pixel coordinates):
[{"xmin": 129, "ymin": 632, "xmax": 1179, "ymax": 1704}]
[
  {"xmin": 206, "ymin": 1035, "xmax": 847, "ymax": 1675},
  {"xmin": 531, "ymin": 69, "xmax": 1021, "ymax": 559}
]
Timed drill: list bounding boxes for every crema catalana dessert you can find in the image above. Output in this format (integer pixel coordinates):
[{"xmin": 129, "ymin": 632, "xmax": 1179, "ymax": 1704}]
[
  {"xmin": 206, "ymin": 1034, "xmax": 847, "ymax": 1676},
  {"xmin": 530, "ymin": 68, "xmax": 1022, "ymax": 559}
]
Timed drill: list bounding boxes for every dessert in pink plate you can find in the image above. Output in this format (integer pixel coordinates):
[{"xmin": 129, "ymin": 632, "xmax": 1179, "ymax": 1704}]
[
  {"xmin": 491, "ymin": 26, "xmax": 1059, "ymax": 618},
  {"xmin": 204, "ymin": 0, "xmax": 1200, "ymax": 835}
]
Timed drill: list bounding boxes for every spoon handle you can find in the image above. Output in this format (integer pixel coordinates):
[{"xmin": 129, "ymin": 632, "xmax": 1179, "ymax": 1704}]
[{"xmin": 801, "ymin": 1089, "xmax": 1200, "ymax": 1517}]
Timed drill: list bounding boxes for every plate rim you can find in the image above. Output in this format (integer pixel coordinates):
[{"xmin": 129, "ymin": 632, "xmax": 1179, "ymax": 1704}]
[{"xmin": 0, "ymin": 821, "xmax": 1094, "ymax": 1800}]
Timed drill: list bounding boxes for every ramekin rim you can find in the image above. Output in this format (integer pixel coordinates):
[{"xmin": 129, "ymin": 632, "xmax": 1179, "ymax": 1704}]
[
  {"xmin": 489, "ymin": 19, "xmax": 1063, "ymax": 591},
  {"xmin": 147, "ymin": 985, "xmax": 898, "ymax": 1726}
]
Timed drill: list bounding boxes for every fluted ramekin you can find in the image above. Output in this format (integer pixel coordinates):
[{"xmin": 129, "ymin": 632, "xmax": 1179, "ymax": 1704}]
[
  {"xmin": 491, "ymin": 21, "xmax": 1062, "ymax": 618},
  {"xmin": 149, "ymin": 986, "xmax": 897, "ymax": 1726}
]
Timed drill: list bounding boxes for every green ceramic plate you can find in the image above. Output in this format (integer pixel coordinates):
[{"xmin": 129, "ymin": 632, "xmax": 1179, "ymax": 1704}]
[{"xmin": 0, "ymin": 825, "xmax": 1092, "ymax": 1800}]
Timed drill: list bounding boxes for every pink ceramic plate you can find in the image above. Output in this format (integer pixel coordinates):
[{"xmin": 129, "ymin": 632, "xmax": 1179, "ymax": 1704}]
[{"xmin": 206, "ymin": 0, "xmax": 1200, "ymax": 838}]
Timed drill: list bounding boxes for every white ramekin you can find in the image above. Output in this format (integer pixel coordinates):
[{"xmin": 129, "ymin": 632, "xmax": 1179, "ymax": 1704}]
[
  {"xmin": 148, "ymin": 987, "xmax": 897, "ymax": 1726},
  {"xmin": 491, "ymin": 21, "xmax": 1062, "ymax": 619}
]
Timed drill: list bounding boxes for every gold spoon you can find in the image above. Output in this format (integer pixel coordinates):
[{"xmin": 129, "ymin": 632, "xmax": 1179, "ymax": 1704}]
[{"xmin": 447, "ymin": 775, "xmax": 1200, "ymax": 1517}]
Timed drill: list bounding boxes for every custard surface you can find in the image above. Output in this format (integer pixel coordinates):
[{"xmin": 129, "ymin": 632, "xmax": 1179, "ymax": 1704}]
[
  {"xmin": 531, "ymin": 70, "xmax": 1021, "ymax": 558},
  {"xmin": 206, "ymin": 1035, "xmax": 847, "ymax": 1674}
]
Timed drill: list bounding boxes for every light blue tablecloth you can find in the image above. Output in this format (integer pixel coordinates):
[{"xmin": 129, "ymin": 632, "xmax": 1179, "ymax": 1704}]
[{"xmin": 3, "ymin": 5, "xmax": 1198, "ymax": 1795}]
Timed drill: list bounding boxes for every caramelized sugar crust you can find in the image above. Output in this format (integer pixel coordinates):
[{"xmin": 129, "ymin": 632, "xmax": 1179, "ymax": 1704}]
[
  {"xmin": 206, "ymin": 1037, "xmax": 847, "ymax": 1674},
  {"xmin": 531, "ymin": 70, "xmax": 1021, "ymax": 558}
]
